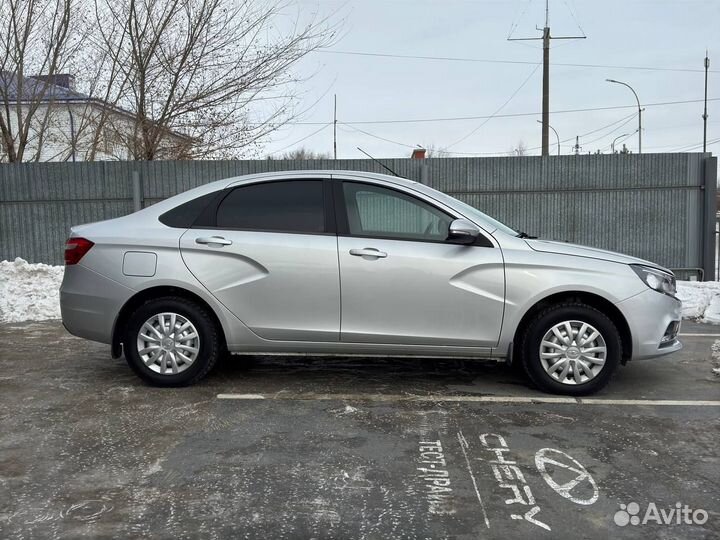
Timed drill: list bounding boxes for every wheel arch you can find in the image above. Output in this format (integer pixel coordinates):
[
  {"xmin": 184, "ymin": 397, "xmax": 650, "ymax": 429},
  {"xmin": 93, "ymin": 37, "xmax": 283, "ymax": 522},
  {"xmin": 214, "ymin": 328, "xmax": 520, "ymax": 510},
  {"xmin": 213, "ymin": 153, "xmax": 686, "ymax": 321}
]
[
  {"xmin": 511, "ymin": 291, "xmax": 632, "ymax": 364},
  {"xmin": 111, "ymin": 285, "xmax": 227, "ymax": 358}
]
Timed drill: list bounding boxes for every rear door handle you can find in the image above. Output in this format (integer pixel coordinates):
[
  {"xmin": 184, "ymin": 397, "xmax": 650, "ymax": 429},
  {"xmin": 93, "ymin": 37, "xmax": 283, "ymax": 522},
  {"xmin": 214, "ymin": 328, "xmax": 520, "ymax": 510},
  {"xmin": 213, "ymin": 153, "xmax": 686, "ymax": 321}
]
[
  {"xmin": 349, "ymin": 248, "xmax": 387, "ymax": 259},
  {"xmin": 196, "ymin": 236, "xmax": 232, "ymax": 246}
]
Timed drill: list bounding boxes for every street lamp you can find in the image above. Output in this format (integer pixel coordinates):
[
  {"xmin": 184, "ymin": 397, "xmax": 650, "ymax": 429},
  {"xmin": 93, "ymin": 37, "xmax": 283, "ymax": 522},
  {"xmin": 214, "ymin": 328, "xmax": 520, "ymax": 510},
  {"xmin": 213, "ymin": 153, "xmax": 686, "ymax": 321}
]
[
  {"xmin": 606, "ymin": 79, "xmax": 642, "ymax": 153},
  {"xmin": 611, "ymin": 133, "xmax": 630, "ymax": 153},
  {"xmin": 537, "ymin": 120, "xmax": 560, "ymax": 155}
]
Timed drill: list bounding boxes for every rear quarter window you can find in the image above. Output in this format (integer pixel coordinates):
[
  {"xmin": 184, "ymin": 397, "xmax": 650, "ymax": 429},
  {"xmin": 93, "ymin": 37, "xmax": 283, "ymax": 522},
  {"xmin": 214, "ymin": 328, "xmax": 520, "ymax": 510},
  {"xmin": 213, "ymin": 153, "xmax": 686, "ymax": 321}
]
[{"xmin": 158, "ymin": 191, "xmax": 222, "ymax": 228}]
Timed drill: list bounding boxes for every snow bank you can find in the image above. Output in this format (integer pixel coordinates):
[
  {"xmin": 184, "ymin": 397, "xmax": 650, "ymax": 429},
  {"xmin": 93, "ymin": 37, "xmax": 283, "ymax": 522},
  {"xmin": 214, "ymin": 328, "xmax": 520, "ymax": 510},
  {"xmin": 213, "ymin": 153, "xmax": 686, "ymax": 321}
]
[
  {"xmin": 0, "ymin": 258, "xmax": 64, "ymax": 323},
  {"xmin": 2, "ymin": 256, "xmax": 720, "ymax": 325},
  {"xmin": 676, "ymin": 281, "xmax": 720, "ymax": 324}
]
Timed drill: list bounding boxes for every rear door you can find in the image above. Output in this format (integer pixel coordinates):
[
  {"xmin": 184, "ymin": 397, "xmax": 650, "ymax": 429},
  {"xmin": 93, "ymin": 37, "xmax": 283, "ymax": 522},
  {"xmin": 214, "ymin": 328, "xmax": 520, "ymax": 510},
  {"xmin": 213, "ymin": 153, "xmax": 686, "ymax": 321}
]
[
  {"xmin": 335, "ymin": 179, "xmax": 505, "ymax": 348},
  {"xmin": 180, "ymin": 177, "xmax": 340, "ymax": 342}
]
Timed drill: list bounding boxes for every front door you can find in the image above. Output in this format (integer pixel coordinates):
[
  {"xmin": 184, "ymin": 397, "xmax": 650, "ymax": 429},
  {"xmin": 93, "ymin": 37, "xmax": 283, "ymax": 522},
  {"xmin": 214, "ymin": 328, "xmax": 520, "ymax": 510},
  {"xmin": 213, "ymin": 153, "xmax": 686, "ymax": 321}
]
[
  {"xmin": 336, "ymin": 180, "xmax": 505, "ymax": 347},
  {"xmin": 180, "ymin": 178, "xmax": 340, "ymax": 342}
]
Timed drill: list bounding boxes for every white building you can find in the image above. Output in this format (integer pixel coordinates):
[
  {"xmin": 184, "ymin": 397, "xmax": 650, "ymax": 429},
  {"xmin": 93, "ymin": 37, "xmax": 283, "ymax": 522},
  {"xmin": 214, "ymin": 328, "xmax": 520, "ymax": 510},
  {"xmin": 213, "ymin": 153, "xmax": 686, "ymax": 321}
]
[{"xmin": 0, "ymin": 73, "xmax": 193, "ymax": 162}]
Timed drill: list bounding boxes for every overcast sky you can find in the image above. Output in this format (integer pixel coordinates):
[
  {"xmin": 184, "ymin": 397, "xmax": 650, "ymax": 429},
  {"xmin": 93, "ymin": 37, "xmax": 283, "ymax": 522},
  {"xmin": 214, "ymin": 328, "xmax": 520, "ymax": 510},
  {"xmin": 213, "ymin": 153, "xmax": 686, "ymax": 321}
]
[{"xmin": 261, "ymin": 0, "xmax": 719, "ymax": 159}]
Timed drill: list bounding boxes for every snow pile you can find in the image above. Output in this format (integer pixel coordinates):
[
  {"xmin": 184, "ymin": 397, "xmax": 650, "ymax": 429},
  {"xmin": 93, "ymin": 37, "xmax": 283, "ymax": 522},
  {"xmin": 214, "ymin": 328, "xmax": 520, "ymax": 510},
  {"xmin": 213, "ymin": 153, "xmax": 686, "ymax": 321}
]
[
  {"xmin": 676, "ymin": 281, "xmax": 720, "ymax": 324},
  {"xmin": 0, "ymin": 258, "xmax": 64, "ymax": 323}
]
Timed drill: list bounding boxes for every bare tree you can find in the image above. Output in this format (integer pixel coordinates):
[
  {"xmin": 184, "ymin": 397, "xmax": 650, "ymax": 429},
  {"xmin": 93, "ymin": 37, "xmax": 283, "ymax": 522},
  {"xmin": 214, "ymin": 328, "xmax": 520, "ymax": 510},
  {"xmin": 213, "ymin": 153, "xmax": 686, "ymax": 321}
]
[
  {"xmin": 0, "ymin": 0, "xmax": 82, "ymax": 162},
  {"xmin": 425, "ymin": 144, "xmax": 451, "ymax": 158},
  {"xmin": 268, "ymin": 147, "xmax": 331, "ymax": 160},
  {"xmin": 91, "ymin": 0, "xmax": 337, "ymax": 160},
  {"xmin": 509, "ymin": 140, "xmax": 528, "ymax": 156}
]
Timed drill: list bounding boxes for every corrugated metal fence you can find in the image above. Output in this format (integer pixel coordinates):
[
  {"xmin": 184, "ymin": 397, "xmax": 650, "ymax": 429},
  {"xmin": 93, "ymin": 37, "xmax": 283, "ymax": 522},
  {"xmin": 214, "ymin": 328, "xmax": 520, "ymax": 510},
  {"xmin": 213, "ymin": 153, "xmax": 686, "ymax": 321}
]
[{"xmin": 0, "ymin": 153, "xmax": 716, "ymax": 278}]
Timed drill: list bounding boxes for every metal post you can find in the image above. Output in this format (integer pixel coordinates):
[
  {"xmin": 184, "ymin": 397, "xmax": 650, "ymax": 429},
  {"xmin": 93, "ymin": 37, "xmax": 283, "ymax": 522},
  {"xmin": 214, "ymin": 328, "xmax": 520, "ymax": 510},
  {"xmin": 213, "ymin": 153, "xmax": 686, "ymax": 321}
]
[
  {"xmin": 703, "ymin": 52, "xmax": 710, "ymax": 153},
  {"xmin": 333, "ymin": 94, "xmax": 337, "ymax": 160},
  {"xmin": 420, "ymin": 162, "xmax": 429, "ymax": 184},
  {"xmin": 606, "ymin": 79, "xmax": 642, "ymax": 153},
  {"xmin": 611, "ymin": 133, "xmax": 629, "ymax": 153},
  {"xmin": 132, "ymin": 171, "xmax": 143, "ymax": 212},
  {"xmin": 541, "ymin": 26, "xmax": 550, "ymax": 157},
  {"xmin": 537, "ymin": 119, "xmax": 560, "ymax": 155},
  {"xmin": 703, "ymin": 157, "xmax": 718, "ymax": 280},
  {"xmin": 67, "ymin": 105, "xmax": 76, "ymax": 162}
]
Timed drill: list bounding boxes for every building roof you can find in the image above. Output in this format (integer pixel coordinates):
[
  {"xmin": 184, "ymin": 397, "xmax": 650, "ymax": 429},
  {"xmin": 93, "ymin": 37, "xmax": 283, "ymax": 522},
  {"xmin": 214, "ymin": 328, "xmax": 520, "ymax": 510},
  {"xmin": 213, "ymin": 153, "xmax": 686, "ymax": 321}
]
[
  {"xmin": 0, "ymin": 72, "xmax": 88, "ymax": 102},
  {"xmin": 0, "ymin": 71, "xmax": 194, "ymax": 144}
]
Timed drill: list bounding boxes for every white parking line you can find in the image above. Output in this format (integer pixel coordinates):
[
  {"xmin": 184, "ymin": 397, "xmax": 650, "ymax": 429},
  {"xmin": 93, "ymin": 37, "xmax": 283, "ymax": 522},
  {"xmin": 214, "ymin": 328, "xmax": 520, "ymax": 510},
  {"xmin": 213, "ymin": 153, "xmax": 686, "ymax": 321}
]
[
  {"xmin": 678, "ymin": 333, "xmax": 720, "ymax": 337},
  {"xmin": 216, "ymin": 393, "xmax": 720, "ymax": 406}
]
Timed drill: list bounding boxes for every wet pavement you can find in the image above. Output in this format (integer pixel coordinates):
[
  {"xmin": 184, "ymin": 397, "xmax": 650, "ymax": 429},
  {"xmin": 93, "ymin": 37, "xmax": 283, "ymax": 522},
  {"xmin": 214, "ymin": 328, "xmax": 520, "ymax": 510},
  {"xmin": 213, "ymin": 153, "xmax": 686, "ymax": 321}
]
[{"xmin": 0, "ymin": 321, "xmax": 718, "ymax": 539}]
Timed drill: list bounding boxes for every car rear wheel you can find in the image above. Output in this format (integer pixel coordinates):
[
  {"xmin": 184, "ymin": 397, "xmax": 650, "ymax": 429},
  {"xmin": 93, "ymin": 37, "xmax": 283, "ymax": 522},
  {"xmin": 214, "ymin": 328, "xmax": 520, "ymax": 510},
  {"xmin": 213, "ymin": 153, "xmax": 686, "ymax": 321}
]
[
  {"xmin": 124, "ymin": 296, "xmax": 220, "ymax": 386},
  {"xmin": 520, "ymin": 302, "xmax": 622, "ymax": 395}
]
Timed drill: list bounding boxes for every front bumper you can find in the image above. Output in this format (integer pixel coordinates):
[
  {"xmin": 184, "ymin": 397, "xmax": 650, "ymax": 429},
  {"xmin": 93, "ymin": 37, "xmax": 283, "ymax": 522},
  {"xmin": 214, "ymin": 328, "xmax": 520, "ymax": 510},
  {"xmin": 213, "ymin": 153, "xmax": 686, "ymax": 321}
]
[
  {"xmin": 60, "ymin": 264, "xmax": 134, "ymax": 344},
  {"xmin": 616, "ymin": 288, "xmax": 683, "ymax": 360}
]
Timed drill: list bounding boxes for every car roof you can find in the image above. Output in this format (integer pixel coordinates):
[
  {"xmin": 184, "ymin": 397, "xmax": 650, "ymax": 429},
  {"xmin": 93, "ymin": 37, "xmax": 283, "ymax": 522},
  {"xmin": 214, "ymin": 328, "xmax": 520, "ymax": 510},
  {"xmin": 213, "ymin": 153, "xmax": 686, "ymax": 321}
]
[{"xmin": 225, "ymin": 170, "xmax": 418, "ymax": 188}]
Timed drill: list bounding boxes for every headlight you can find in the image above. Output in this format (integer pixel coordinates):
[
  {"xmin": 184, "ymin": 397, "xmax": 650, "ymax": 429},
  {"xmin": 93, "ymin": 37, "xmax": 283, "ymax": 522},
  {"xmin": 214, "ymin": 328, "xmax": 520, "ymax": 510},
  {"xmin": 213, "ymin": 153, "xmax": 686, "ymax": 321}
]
[{"xmin": 630, "ymin": 264, "xmax": 676, "ymax": 297}]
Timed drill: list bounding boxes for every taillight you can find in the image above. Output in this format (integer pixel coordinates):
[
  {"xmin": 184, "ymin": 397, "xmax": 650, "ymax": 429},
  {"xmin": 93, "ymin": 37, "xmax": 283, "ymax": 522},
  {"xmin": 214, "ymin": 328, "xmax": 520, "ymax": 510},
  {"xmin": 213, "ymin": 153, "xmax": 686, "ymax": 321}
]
[{"xmin": 64, "ymin": 237, "xmax": 94, "ymax": 265}]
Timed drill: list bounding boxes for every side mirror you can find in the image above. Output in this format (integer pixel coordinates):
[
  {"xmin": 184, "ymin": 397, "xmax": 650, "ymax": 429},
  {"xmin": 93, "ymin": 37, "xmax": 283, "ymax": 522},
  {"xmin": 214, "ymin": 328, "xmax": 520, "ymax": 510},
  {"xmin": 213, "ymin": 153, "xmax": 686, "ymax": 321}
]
[{"xmin": 447, "ymin": 218, "xmax": 480, "ymax": 245}]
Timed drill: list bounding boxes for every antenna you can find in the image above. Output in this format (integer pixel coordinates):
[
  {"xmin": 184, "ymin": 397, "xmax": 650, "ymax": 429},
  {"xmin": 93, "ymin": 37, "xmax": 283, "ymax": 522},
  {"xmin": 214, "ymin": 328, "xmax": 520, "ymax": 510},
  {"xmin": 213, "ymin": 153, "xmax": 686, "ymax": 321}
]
[
  {"xmin": 356, "ymin": 147, "xmax": 401, "ymax": 177},
  {"xmin": 508, "ymin": 0, "xmax": 586, "ymax": 156}
]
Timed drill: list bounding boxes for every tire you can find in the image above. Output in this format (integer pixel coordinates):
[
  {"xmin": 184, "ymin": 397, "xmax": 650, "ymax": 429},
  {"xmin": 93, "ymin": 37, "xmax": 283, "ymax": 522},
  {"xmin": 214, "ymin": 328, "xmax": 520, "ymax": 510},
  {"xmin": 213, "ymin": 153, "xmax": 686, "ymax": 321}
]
[
  {"xmin": 123, "ymin": 296, "xmax": 221, "ymax": 387},
  {"xmin": 519, "ymin": 302, "xmax": 622, "ymax": 396}
]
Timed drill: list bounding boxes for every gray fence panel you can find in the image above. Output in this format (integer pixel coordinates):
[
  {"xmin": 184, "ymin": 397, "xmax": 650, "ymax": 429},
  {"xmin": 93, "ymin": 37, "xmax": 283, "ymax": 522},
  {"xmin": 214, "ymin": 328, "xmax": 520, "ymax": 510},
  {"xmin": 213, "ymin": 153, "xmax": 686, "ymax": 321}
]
[{"xmin": 0, "ymin": 153, "xmax": 715, "ymax": 278}]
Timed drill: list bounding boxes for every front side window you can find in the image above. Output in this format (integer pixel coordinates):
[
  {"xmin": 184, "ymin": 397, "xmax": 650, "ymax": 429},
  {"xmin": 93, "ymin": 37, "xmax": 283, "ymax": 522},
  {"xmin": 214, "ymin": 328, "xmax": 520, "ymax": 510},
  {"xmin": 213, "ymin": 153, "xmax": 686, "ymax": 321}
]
[
  {"xmin": 342, "ymin": 182, "xmax": 453, "ymax": 242},
  {"xmin": 216, "ymin": 180, "xmax": 325, "ymax": 233}
]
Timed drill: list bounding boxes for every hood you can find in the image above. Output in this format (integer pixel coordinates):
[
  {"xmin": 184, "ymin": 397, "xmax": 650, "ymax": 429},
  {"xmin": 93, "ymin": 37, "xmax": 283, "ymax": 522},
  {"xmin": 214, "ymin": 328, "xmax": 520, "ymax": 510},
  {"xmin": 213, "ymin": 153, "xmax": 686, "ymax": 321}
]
[{"xmin": 525, "ymin": 239, "xmax": 670, "ymax": 272}]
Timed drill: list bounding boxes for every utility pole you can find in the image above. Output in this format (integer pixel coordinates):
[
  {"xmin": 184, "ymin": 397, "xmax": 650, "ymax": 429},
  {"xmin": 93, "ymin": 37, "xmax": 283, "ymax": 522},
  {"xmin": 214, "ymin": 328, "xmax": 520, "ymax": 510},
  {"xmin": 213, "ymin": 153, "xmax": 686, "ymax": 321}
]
[
  {"xmin": 573, "ymin": 136, "xmax": 581, "ymax": 155},
  {"xmin": 703, "ymin": 51, "xmax": 710, "ymax": 153},
  {"xmin": 333, "ymin": 94, "xmax": 338, "ymax": 159},
  {"xmin": 508, "ymin": 0, "xmax": 585, "ymax": 156}
]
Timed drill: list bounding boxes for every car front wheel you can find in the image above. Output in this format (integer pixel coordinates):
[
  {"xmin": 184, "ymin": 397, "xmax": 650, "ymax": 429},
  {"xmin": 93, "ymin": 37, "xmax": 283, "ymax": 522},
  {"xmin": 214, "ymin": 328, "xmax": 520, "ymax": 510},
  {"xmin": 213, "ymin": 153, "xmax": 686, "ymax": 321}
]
[
  {"xmin": 520, "ymin": 302, "xmax": 622, "ymax": 395},
  {"xmin": 124, "ymin": 296, "xmax": 221, "ymax": 386}
]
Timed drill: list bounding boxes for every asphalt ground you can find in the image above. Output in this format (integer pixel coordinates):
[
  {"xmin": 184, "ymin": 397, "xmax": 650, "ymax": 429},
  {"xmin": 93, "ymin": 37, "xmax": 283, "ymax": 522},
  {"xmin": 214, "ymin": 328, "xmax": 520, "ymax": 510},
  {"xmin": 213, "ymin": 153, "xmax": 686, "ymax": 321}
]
[{"xmin": 0, "ymin": 321, "xmax": 718, "ymax": 539}]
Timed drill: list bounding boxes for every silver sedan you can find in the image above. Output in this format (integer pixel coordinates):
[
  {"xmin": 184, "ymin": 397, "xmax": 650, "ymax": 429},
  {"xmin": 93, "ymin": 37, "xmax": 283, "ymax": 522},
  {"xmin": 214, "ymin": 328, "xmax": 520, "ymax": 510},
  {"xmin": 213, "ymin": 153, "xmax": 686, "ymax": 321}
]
[{"xmin": 60, "ymin": 171, "xmax": 682, "ymax": 394}]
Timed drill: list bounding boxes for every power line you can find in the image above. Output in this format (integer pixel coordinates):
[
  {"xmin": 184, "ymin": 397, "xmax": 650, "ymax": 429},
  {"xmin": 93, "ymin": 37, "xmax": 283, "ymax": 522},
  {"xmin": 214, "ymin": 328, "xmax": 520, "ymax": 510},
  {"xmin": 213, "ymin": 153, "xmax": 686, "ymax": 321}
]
[
  {"xmin": 446, "ymin": 111, "xmax": 640, "ymax": 155},
  {"xmin": 254, "ymin": 97, "xmax": 719, "ymax": 127},
  {"xmin": 599, "ymin": 129, "xmax": 636, "ymax": 152},
  {"xmin": 561, "ymin": 0, "xmax": 587, "ymax": 37},
  {"xmin": 338, "ymin": 123, "xmax": 417, "ymax": 149},
  {"xmin": 447, "ymin": 63, "xmax": 541, "ymax": 148},
  {"xmin": 267, "ymin": 123, "xmax": 331, "ymax": 156},
  {"xmin": 317, "ymin": 97, "xmax": 720, "ymax": 126},
  {"xmin": 507, "ymin": 0, "xmax": 535, "ymax": 39},
  {"xmin": 315, "ymin": 49, "xmax": 720, "ymax": 74},
  {"xmin": 581, "ymin": 113, "xmax": 639, "ymax": 147},
  {"xmin": 666, "ymin": 136, "xmax": 720, "ymax": 153},
  {"xmin": 342, "ymin": 111, "xmax": 642, "ymax": 156}
]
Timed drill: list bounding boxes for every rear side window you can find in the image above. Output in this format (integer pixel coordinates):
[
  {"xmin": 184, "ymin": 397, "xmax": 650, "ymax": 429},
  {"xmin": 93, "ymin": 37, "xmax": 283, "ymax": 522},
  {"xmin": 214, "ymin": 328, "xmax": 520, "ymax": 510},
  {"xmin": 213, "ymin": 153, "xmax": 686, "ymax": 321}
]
[
  {"xmin": 216, "ymin": 180, "xmax": 325, "ymax": 233},
  {"xmin": 159, "ymin": 191, "xmax": 221, "ymax": 228}
]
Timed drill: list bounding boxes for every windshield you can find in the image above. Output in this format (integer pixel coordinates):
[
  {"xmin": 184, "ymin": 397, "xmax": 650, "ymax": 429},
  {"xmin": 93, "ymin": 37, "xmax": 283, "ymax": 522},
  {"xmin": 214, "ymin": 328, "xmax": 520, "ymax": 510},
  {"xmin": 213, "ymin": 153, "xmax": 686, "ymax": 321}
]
[{"xmin": 418, "ymin": 185, "xmax": 519, "ymax": 236}]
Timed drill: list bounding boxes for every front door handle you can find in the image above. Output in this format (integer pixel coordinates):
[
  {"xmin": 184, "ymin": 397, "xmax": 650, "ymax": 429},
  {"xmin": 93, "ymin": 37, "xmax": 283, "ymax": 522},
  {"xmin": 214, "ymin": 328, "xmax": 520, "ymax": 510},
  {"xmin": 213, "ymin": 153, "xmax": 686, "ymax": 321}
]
[
  {"xmin": 349, "ymin": 248, "xmax": 387, "ymax": 259},
  {"xmin": 196, "ymin": 236, "xmax": 232, "ymax": 246}
]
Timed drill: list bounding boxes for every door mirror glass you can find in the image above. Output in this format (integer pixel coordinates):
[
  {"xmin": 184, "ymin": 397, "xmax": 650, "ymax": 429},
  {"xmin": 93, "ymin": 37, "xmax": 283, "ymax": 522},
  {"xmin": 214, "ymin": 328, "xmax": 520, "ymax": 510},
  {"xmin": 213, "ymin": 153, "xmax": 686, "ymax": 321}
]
[{"xmin": 447, "ymin": 219, "xmax": 480, "ymax": 245}]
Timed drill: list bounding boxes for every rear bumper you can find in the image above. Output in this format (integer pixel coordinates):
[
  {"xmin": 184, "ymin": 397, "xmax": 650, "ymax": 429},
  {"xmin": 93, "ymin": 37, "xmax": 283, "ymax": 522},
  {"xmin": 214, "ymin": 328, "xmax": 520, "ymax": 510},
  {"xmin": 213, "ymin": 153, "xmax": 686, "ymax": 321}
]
[
  {"xmin": 60, "ymin": 264, "xmax": 134, "ymax": 344},
  {"xmin": 616, "ymin": 288, "xmax": 683, "ymax": 360}
]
